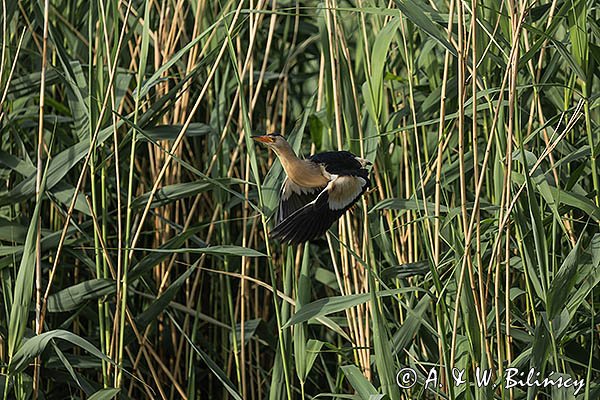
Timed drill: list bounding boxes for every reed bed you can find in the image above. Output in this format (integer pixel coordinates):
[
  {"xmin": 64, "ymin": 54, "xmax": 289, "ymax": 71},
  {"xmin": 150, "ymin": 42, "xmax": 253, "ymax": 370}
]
[{"xmin": 0, "ymin": 0, "xmax": 599, "ymax": 399}]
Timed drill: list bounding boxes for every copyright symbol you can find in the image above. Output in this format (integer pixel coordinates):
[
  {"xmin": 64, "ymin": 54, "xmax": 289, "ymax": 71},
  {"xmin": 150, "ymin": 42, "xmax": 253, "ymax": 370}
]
[{"xmin": 396, "ymin": 368, "xmax": 417, "ymax": 389}]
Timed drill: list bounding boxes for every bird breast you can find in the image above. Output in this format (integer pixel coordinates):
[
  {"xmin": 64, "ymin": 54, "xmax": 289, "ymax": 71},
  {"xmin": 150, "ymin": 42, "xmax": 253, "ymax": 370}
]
[{"xmin": 283, "ymin": 159, "xmax": 330, "ymax": 188}]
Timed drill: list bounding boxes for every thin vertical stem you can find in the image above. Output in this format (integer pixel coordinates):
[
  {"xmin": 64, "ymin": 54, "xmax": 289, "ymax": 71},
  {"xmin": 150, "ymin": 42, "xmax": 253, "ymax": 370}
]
[{"xmin": 33, "ymin": 0, "xmax": 50, "ymax": 395}]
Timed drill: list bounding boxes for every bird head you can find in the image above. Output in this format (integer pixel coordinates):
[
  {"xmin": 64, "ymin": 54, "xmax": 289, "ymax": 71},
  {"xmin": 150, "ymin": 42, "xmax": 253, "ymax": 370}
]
[{"xmin": 251, "ymin": 133, "xmax": 288, "ymax": 151}]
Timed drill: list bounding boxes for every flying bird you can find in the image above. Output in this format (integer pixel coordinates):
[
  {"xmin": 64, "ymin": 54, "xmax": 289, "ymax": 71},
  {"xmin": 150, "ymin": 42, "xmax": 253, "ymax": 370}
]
[{"xmin": 252, "ymin": 133, "xmax": 371, "ymax": 244}]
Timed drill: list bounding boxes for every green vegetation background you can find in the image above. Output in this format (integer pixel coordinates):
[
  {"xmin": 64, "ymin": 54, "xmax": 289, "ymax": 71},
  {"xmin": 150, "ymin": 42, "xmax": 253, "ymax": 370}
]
[{"xmin": 0, "ymin": 0, "xmax": 599, "ymax": 399}]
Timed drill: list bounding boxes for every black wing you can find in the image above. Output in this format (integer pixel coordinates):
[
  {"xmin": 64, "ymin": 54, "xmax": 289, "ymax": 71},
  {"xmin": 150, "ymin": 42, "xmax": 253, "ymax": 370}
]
[
  {"xmin": 309, "ymin": 151, "xmax": 363, "ymax": 175},
  {"xmin": 270, "ymin": 174, "xmax": 369, "ymax": 244},
  {"xmin": 277, "ymin": 178, "xmax": 323, "ymax": 223}
]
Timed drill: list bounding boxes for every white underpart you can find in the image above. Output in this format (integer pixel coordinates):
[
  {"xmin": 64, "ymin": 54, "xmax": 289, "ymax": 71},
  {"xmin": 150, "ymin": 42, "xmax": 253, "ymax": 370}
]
[
  {"xmin": 281, "ymin": 178, "xmax": 317, "ymax": 201},
  {"xmin": 327, "ymin": 176, "xmax": 366, "ymax": 210}
]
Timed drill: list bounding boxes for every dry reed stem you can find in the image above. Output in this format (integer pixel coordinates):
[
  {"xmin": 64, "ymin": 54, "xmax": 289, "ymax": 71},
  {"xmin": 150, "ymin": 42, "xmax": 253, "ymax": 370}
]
[
  {"xmin": 33, "ymin": 0, "xmax": 50, "ymax": 395},
  {"xmin": 38, "ymin": 0, "xmax": 135, "ymax": 334},
  {"xmin": 450, "ymin": 6, "xmax": 527, "ymax": 370},
  {"xmin": 127, "ymin": 0, "xmax": 245, "ymax": 261}
]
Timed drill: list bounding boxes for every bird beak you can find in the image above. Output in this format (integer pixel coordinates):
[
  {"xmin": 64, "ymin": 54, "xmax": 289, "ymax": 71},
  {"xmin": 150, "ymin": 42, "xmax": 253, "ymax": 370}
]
[{"xmin": 251, "ymin": 135, "xmax": 275, "ymax": 144}]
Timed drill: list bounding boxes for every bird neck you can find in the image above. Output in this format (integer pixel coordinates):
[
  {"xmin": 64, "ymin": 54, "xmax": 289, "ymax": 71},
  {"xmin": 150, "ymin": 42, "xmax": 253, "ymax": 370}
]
[{"xmin": 273, "ymin": 144, "xmax": 328, "ymax": 188}]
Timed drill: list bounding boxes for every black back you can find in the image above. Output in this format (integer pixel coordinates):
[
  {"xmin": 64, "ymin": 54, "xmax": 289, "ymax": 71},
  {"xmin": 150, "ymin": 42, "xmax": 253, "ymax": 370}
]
[{"xmin": 309, "ymin": 151, "xmax": 363, "ymax": 175}]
